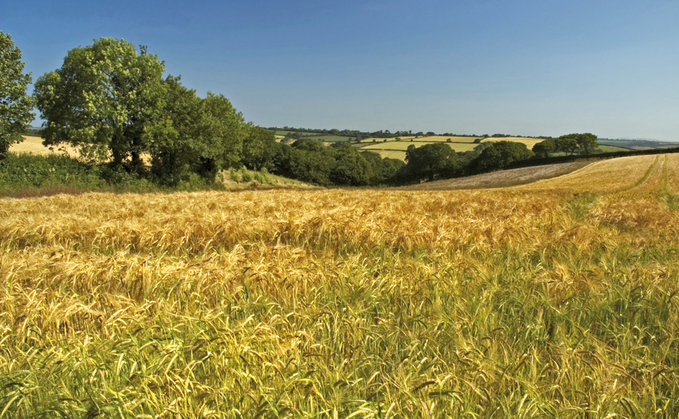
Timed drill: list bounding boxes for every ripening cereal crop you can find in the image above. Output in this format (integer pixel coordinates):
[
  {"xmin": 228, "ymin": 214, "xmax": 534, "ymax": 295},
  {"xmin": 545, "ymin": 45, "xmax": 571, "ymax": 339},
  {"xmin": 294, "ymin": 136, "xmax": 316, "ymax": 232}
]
[{"xmin": 2, "ymin": 154, "xmax": 679, "ymax": 417}]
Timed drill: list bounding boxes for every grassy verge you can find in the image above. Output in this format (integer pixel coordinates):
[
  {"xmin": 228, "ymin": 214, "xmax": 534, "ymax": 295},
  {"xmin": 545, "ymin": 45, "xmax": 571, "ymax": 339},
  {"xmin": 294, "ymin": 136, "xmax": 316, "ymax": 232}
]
[{"xmin": 0, "ymin": 153, "xmax": 311, "ymax": 197}]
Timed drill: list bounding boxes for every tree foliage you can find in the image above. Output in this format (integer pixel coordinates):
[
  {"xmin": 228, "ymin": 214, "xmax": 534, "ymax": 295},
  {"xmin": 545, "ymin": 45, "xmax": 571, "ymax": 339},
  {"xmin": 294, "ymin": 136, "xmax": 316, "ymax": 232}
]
[
  {"xmin": 34, "ymin": 38, "xmax": 166, "ymax": 168},
  {"xmin": 145, "ymin": 75, "xmax": 203, "ymax": 184},
  {"xmin": 0, "ymin": 31, "xmax": 33, "ymax": 156},
  {"xmin": 264, "ymin": 139, "xmax": 403, "ymax": 186},
  {"xmin": 534, "ymin": 134, "xmax": 598, "ymax": 157},
  {"xmin": 532, "ymin": 139, "xmax": 556, "ymax": 158},
  {"xmin": 404, "ymin": 143, "xmax": 461, "ymax": 181},
  {"xmin": 242, "ymin": 125, "xmax": 277, "ymax": 171},
  {"xmin": 560, "ymin": 133, "xmax": 598, "ymax": 155},
  {"xmin": 471, "ymin": 141, "xmax": 534, "ymax": 172}
]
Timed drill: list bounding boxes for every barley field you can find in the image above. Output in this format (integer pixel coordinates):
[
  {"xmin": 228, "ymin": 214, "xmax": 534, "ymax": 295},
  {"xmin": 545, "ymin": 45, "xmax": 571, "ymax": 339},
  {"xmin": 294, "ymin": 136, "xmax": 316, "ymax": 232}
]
[{"xmin": 2, "ymin": 154, "xmax": 679, "ymax": 417}]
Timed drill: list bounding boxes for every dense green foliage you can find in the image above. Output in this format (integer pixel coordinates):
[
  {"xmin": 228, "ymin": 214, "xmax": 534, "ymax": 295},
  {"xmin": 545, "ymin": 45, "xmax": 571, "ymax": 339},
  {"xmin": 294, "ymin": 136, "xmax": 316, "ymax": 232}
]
[
  {"xmin": 471, "ymin": 141, "xmax": 535, "ymax": 172},
  {"xmin": 34, "ymin": 38, "xmax": 165, "ymax": 167},
  {"xmin": 0, "ymin": 31, "xmax": 33, "ymax": 156},
  {"xmin": 533, "ymin": 133, "xmax": 599, "ymax": 157},
  {"xmin": 33, "ymin": 38, "xmax": 252, "ymax": 186},
  {"xmin": 0, "ymin": 153, "xmax": 225, "ymax": 196},
  {"xmin": 404, "ymin": 142, "xmax": 462, "ymax": 181},
  {"xmin": 30, "ymin": 37, "xmax": 407, "ymax": 188},
  {"xmin": 268, "ymin": 139, "xmax": 405, "ymax": 186}
]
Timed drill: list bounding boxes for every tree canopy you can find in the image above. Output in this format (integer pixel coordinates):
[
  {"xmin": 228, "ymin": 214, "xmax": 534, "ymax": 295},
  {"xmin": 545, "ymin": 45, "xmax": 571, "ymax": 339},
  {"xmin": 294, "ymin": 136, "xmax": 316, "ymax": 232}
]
[
  {"xmin": 532, "ymin": 133, "xmax": 598, "ymax": 157},
  {"xmin": 34, "ymin": 38, "xmax": 253, "ymax": 185},
  {"xmin": 0, "ymin": 31, "xmax": 33, "ymax": 156},
  {"xmin": 34, "ymin": 38, "xmax": 166, "ymax": 168},
  {"xmin": 471, "ymin": 141, "xmax": 534, "ymax": 172},
  {"xmin": 404, "ymin": 143, "xmax": 461, "ymax": 181},
  {"xmin": 532, "ymin": 139, "xmax": 556, "ymax": 158}
]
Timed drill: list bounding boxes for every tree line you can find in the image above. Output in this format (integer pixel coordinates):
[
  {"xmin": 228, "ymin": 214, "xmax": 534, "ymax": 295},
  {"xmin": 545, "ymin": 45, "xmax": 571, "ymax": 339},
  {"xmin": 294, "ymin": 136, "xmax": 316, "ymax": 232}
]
[
  {"xmin": 398, "ymin": 134, "xmax": 600, "ymax": 183},
  {"xmin": 1, "ymin": 32, "xmax": 600, "ymax": 188},
  {"xmin": 0, "ymin": 35, "xmax": 405, "ymax": 187}
]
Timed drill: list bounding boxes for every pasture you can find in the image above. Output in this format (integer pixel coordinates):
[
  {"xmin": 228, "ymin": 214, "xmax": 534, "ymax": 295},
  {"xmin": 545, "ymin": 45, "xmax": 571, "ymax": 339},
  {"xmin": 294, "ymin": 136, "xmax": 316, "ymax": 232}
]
[
  {"xmin": 360, "ymin": 141, "xmax": 479, "ymax": 160},
  {"xmin": 2, "ymin": 154, "xmax": 679, "ymax": 416}
]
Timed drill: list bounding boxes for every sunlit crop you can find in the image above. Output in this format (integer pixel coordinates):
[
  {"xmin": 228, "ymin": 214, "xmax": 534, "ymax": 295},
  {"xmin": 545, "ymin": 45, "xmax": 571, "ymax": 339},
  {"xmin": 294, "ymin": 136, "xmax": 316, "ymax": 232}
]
[{"xmin": 2, "ymin": 154, "xmax": 679, "ymax": 417}]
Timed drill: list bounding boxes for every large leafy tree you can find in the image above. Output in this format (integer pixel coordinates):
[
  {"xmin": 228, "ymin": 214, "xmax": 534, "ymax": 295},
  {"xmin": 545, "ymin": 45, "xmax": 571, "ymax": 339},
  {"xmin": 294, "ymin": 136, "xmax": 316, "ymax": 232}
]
[
  {"xmin": 145, "ymin": 78, "xmax": 249, "ymax": 184},
  {"xmin": 330, "ymin": 143, "xmax": 373, "ymax": 186},
  {"xmin": 532, "ymin": 139, "xmax": 556, "ymax": 158},
  {"xmin": 189, "ymin": 92, "xmax": 246, "ymax": 180},
  {"xmin": 0, "ymin": 31, "xmax": 34, "ymax": 156},
  {"xmin": 472, "ymin": 141, "xmax": 534, "ymax": 172},
  {"xmin": 405, "ymin": 142, "xmax": 461, "ymax": 181},
  {"xmin": 145, "ymin": 75, "xmax": 204, "ymax": 184},
  {"xmin": 34, "ymin": 38, "xmax": 165, "ymax": 168},
  {"xmin": 241, "ymin": 124, "xmax": 277, "ymax": 171},
  {"xmin": 557, "ymin": 133, "xmax": 598, "ymax": 155}
]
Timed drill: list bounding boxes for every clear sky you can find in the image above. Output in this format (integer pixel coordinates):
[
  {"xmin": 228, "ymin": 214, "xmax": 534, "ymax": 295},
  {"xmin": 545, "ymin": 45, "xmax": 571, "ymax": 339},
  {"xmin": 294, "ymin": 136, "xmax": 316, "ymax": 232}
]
[{"xmin": 3, "ymin": 0, "xmax": 679, "ymax": 140}]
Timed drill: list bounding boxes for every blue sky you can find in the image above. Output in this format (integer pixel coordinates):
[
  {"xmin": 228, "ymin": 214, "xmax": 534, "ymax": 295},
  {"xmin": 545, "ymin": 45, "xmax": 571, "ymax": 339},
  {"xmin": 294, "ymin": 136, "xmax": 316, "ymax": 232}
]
[{"xmin": 3, "ymin": 0, "xmax": 679, "ymax": 140}]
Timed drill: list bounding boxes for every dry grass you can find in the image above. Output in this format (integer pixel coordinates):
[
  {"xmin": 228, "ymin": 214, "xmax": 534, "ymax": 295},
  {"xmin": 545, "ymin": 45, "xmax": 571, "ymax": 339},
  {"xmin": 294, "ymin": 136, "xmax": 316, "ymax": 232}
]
[
  {"xmin": 9, "ymin": 135, "xmax": 81, "ymax": 157},
  {"xmin": 370, "ymin": 149, "xmax": 407, "ymax": 160},
  {"xmin": 2, "ymin": 154, "xmax": 679, "ymax": 417},
  {"xmin": 519, "ymin": 154, "xmax": 659, "ymax": 193}
]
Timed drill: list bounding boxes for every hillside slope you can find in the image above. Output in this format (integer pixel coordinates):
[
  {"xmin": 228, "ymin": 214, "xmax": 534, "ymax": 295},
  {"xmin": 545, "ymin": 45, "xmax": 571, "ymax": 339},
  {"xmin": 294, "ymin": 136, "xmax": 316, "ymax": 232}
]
[{"xmin": 398, "ymin": 161, "xmax": 591, "ymax": 190}]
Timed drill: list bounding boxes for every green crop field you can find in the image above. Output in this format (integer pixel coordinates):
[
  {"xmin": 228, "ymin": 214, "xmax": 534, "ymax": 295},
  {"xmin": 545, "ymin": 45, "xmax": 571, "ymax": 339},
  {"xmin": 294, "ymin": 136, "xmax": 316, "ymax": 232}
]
[{"xmin": 3, "ymin": 154, "xmax": 679, "ymax": 417}]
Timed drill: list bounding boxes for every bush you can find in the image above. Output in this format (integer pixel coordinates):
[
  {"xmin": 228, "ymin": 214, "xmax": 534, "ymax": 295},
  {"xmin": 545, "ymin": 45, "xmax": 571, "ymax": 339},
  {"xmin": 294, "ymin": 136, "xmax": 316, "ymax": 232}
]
[{"xmin": 241, "ymin": 169, "xmax": 253, "ymax": 183}]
